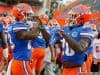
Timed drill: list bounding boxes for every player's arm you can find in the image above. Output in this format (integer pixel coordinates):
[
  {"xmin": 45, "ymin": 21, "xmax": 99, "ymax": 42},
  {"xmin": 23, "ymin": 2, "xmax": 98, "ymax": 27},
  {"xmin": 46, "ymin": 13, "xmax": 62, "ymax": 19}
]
[
  {"xmin": 39, "ymin": 28, "xmax": 51, "ymax": 42},
  {"xmin": 0, "ymin": 32, "xmax": 7, "ymax": 49},
  {"xmin": 16, "ymin": 28, "xmax": 39, "ymax": 40},
  {"xmin": 60, "ymin": 31, "xmax": 91, "ymax": 54},
  {"xmin": 48, "ymin": 44, "xmax": 55, "ymax": 62}
]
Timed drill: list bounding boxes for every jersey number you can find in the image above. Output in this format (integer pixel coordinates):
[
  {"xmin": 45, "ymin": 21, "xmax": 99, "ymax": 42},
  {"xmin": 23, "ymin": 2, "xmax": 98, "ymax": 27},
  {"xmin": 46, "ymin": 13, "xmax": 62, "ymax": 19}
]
[{"xmin": 61, "ymin": 38, "xmax": 75, "ymax": 56}]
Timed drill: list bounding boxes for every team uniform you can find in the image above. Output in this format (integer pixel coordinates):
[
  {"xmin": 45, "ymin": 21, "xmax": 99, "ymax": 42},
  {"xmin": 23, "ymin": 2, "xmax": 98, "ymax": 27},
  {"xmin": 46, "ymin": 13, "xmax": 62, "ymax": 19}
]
[
  {"xmin": 8, "ymin": 21, "xmax": 33, "ymax": 75},
  {"xmin": 50, "ymin": 25, "xmax": 94, "ymax": 75},
  {"xmin": 62, "ymin": 26, "xmax": 94, "ymax": 75},
  {"xmin": 31, "ymin": 26, "xmax": 49, "ymax": 72}
]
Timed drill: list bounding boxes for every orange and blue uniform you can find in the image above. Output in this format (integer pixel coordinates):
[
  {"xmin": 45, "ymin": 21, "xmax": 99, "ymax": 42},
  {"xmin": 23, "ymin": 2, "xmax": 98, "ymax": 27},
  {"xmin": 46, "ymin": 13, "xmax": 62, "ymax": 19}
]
[
  {"xmin": 31, "ymin": 27, "xmax": 49, "ymax": 72},
  {"xmin": 50, "ymin": 25, "xmax": 94, "ymax": 75},
  {"xmin": 62, "ymin": 26, "xmax": 94, "ymax": 75},
  {"xmin": 9, "ymin": 21, "xmax": 33, "ymax": 75}
]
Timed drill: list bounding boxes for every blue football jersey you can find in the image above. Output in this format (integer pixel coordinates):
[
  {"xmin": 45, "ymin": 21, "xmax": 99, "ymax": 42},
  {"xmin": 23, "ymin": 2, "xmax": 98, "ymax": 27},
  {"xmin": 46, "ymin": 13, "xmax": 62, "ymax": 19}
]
[
  {"xmin": 31, "ymin": 26, "xmax": 50, "ymax": 48},
  {"xmin": 80, "ymin": 27, "xmax": 95, "ymax": 54},
  {"xmin": 31, "ymin": 32, "xmax": 46, "ymax": 48},
  {"xmin": 61, "ymin": 26, "xmax": 94, "ymax": 65},
  {"xmin": 9, "ymin": 21, "xmax": 31, "ymax": 60},
  {"xmin": 49, "ymin": 26, "xmax": 62, "ymax": 45},
  {"xmin": 50, "ymin": 25, "xmax": 94, "ymax": 65}
]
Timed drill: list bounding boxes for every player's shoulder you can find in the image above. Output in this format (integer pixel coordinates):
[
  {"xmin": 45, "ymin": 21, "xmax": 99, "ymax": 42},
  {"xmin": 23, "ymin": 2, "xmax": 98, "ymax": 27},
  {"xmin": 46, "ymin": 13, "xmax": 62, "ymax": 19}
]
[
  {"xmin": 11, "ymin": 21, "xmax": 26, "ymax": 26},
  {"xmin": 82, "ymin": 25, "xmax": 93, "ymax": 31},
  {"xmin": 62, "ymin": 26, "xmax": 70, "ymax": 32},
  {"xmin": 10, "ymin": 21, "xmax": 28, "ymax": 31},
  {"xmin": 81, "ymin": 26, "xmax": 94, "ymax": 35}
]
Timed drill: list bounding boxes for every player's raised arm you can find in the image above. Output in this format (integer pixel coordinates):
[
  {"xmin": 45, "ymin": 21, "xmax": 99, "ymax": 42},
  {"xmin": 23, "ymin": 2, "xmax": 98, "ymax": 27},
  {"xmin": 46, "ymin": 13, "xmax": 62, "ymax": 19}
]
[
  {"xmin": 39, "ymin": 28, "xmax": 51, "ymax": 42},
  {"xmin": 60, "ymin": 30, "xmax": 92, "ymax": 54},
  {"xmin": 32, "ymin": 16, "xmax": 51, "ymax": 42},
  {"xmin": 60, "ymin": 4, "xmax": 94, "ymax": 54},
  {"xmin": 16, "ymin": 28, "xmax": 39, "ymax": 40}
]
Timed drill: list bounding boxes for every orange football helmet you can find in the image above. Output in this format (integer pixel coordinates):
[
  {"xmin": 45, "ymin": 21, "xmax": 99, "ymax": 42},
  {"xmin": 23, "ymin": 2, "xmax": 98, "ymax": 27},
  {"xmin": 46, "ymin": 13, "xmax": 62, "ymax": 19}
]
[
  {"xmin": 12, "ymin": 3, "xmax": 33, "ymax": 20},
  {"xmin": 68, "ymin": 4, "xmax": 91, "ymax": 25}
]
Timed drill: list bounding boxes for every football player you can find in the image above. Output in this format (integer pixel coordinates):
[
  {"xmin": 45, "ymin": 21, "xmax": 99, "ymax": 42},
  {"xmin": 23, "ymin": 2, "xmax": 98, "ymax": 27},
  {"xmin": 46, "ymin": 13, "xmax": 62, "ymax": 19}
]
[
  {"xmin": 7, "ymin": 3, "xmax": 39, "ymax": 75},
  {"xmin": 31, "ymin": 16, "xmax": 50, "ymax": 75},
  {"xmin": 49, "ymin": 4, "xmax": 94, "ymax": 75}
]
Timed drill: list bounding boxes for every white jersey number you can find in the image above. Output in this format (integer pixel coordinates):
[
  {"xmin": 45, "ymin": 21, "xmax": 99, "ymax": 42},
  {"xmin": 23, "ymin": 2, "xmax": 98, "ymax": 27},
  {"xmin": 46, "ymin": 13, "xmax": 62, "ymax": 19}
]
[{"xmin": 61, "ymin": 38, "xmax": 75, "ymax": 56}]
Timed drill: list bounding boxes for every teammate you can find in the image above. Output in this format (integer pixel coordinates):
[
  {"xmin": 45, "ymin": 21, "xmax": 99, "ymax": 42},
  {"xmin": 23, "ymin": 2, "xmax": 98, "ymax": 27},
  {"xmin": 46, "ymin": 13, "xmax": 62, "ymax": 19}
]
[
  {"xmin": 39, "ymin": 14, "xmax": 61, "ymax": 75},
  {"xmin": 49, "ymin": 5, "xmax": 94, "ymax": 75},
  {"xmin": 31, "ymin": 16, "xmax": 50, "ymax": 75},
  {"xmin": 61, "ymin": 16, "xmax": 94, "ymax": 75},
  {"xmin": 7, "ymin": 3, "xmax": 40, "ymax": 75}
]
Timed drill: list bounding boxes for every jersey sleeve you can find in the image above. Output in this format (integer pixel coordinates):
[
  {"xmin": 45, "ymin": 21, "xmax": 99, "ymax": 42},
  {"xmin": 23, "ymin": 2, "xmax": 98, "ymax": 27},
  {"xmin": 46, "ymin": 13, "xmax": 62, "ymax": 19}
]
[
  {"xmin": 12, "ymin": 22, "xmax": 28, "ymax": 32},
  {"xmin": 80, "ymin": 28, "xmax": 94, "ymax": 42},
  {"xmin": 0, "ymin": 22, "xmax": 3, "ymax": 32}
]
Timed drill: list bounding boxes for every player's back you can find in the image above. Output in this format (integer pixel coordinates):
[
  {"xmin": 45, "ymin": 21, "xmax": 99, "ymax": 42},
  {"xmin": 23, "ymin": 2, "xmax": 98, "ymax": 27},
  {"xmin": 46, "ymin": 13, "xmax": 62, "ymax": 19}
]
[{"xmin": 31, "ymin": 33, "xmax": 46, "ymax": 48}]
